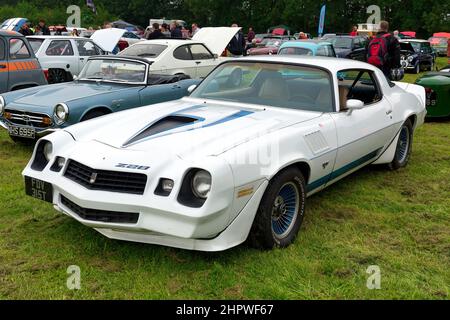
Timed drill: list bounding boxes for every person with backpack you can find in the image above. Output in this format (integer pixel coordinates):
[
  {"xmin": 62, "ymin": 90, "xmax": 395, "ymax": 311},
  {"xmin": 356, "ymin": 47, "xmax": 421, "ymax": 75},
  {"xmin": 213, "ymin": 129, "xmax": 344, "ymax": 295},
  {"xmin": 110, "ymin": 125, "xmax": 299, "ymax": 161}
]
[{"xmin": 367, "ymin": 21, "xmax": 401, "ymax": 79}]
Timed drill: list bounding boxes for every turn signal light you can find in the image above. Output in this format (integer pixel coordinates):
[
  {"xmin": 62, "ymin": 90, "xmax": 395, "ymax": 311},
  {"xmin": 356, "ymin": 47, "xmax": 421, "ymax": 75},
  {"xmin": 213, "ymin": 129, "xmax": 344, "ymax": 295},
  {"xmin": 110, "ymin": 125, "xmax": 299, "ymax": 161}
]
[
  {"xmin": 42, "ymin": 117, "xmax": 52, "ymax": 125},
  {"xmin": 4, "ymin": 112, "xmax": 11, "ymax": 119}
]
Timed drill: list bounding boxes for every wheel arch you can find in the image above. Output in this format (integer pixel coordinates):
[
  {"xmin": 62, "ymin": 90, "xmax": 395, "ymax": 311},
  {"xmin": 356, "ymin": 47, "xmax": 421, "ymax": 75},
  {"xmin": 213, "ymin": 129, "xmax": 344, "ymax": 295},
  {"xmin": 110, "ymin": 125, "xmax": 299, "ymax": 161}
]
[
  {"xmin": 79, "ymin": 106, "xmax": 113, "ymax": 121},
  {"xmin": 271, "ymin": 160, "xmax": 311, "ymax": 185}
]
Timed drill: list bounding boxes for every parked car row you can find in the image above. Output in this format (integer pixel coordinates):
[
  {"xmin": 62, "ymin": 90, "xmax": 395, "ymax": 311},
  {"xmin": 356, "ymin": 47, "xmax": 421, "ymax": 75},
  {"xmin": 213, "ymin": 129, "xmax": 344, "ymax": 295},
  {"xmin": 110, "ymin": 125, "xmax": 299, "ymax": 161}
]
[{"xmin": 3, "ymin": 23, "xmax": 450, "ymax": 252}]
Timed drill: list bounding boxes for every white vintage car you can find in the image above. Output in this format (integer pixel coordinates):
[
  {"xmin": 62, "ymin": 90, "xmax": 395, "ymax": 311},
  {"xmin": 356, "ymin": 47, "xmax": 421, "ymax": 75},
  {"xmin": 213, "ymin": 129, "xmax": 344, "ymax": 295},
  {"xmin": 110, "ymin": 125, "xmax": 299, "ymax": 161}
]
[
  {"xmin": 22, "ymin": 56, "xmax": 426, "ymax": 251},
  {"xmin": 119, "ymin": 27, "xmax": 240, "ymax": 79}
]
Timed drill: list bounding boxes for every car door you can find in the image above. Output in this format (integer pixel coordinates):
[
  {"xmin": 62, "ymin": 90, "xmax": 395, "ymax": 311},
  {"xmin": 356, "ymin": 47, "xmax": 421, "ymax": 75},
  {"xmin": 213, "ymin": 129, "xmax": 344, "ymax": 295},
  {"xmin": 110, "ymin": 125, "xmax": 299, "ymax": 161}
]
[
  {"xmin": 329, "ymin": 69, "xmax": 395, "ymax": 182},
  {"xmin": 350, "ymin": 38, "xmax": 366, "ymax": 61},
  {"xmin": 189, "ymin": 43, "xmax": 216, "ymax": 78},
  {"xmin": 7, "ymin": 37, "xmax": 42, "ymax": 90},
  {"xmin": 74, "ymin": 39, "xmax": 102, "ymax": 73},
  {"xmin": 0, "ymin": 37, "xmax": 8, "ymax": 93},
  {"xmin": 171, "ymin": 44, "xmax": 198, "ymax": 78}
]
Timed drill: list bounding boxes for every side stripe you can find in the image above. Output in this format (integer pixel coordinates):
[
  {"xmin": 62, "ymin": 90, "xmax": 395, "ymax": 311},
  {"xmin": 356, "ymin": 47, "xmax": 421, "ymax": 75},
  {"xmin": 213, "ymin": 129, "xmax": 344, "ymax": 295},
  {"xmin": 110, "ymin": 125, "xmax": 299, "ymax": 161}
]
[{"xmin": 306, "ymin": 148, "xmax": 382, "ymax": 192}]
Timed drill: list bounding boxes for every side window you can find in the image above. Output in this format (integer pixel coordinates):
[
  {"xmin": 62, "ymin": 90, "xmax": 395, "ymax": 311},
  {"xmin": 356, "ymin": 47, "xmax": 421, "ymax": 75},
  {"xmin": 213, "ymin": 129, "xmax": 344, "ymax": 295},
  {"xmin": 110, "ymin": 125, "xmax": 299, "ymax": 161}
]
[
  {"xmin": 353, "ymin": 38, "xmax": 361, "ymax": 48},
  {"xmin": 317, "ymin": 45, "xmax": 335, "ymax": 57},
  {"xmin": 189, "ymin": 44, "xmax": 213, "ymax": 60},
  {"xmin": 76, "ymin": 40, "xmax": 101, "ymax": 56},
  {"xmin": 0, "ymin": 39, "xmax": 5, "ymax": 60},
  {"xmin": 173, "ymin": 45, "xmax": 192, "ymax": 60},
  {"xmin": 45, "ymin": 40, "xmax": 74, "ymax": 56},
  {"xmin": 337, "ymin": 69, "xmax": 382, "ymax": 108},
  {"xmin": 9, "ymin": 38, "xmax": 31, "ymax": 59}
]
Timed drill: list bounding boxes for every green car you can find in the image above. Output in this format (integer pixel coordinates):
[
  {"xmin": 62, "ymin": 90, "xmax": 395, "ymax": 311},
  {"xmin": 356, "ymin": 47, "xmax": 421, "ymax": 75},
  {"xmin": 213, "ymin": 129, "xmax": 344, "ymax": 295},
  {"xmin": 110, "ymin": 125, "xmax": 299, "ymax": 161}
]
[{"xmin": 415, "ymin": 66, "xmax": 450, "ymax": 119}]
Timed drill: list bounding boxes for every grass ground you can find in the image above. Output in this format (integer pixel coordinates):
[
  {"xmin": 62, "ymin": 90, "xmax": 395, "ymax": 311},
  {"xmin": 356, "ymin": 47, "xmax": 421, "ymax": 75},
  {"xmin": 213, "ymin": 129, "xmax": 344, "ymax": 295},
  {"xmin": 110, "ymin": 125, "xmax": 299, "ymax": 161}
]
[{"xmin": 0, "ymin": 58, "xmax": 449, "ymax": 299}]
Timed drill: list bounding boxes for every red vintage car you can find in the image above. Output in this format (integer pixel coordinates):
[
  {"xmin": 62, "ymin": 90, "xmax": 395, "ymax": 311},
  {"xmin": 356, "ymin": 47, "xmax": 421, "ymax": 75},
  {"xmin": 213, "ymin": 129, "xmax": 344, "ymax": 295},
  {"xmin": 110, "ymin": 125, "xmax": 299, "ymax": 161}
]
[{"xmin": 247, "ymin": 36, "xmax": 294, "ymax": 55}]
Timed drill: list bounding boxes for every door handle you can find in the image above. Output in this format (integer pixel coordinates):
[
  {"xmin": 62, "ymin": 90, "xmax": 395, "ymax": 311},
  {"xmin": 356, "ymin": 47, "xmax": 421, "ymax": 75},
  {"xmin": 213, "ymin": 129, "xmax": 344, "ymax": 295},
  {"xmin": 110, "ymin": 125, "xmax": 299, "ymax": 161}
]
[{"xmin": 195, "ymin": 61, "xmax": 201, "ymax": 65}]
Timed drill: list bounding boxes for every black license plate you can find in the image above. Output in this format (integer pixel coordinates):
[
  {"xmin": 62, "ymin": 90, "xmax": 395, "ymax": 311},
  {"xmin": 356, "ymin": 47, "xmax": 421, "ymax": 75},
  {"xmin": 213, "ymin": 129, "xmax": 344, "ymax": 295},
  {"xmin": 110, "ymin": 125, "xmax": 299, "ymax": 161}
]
[
  {"xmin": 25, "ymin": 176, "xmax": 53, "ymax": 203},
  {"xmin": 8, "ymin": 125, "xmax": 35, "ymax": 139}
]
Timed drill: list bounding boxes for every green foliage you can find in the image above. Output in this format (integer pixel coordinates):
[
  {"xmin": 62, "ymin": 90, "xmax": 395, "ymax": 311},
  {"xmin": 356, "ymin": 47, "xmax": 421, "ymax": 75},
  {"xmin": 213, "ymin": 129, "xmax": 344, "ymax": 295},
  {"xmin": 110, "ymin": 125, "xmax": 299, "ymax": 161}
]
[{"xmin": 0, "ymin": 1, "xmax": 448, "ymax": 36}]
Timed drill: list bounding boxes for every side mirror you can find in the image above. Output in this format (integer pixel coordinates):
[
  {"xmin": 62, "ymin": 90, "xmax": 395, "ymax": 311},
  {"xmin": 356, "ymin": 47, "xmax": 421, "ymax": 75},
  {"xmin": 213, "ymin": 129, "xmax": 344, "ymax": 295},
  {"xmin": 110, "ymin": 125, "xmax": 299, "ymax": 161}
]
[
  {"xmin": 187, "ymin": 84, "xmax": 197, "ymax": 94},
  {"xmin": 346, "ymin": 99, "xmax": 364, "ymax": 115},
  {"xmin": 73, "ymin": 75, "xmax": 78, "ymax": 81},
  {"xmin": 213, "ymin": 53, "xmax": 218, "ymax": 59}
]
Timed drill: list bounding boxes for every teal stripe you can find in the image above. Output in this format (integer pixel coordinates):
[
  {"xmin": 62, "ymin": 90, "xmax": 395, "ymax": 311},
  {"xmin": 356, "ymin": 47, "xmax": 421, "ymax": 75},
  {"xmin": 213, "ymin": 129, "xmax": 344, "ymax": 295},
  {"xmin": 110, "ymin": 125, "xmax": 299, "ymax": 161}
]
[{"xmin": 306, "ymin": 148, "xmax": 382, "ymax": 193}]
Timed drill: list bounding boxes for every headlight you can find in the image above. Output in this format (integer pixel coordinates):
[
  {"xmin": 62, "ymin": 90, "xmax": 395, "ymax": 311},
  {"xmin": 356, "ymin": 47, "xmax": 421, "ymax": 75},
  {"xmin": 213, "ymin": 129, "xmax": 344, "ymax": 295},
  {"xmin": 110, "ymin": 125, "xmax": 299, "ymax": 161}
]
[
  {"xmin": 54, "ymin": 103, "xmax": 69, "ymax": 125},
  {"xmin": 0, "ymin": 96, "xmax": 4, "ymax": 116},
  {"xmin": 43, "ymin": 141, "xmax": 53, "ymax": 161},
  {"xmin": 191, "ymin": 170, "xmax": 212, "ymax": 199},
  {"xmin": 407, "ymin": 56, "xmax": 414, "ymax": 62}
]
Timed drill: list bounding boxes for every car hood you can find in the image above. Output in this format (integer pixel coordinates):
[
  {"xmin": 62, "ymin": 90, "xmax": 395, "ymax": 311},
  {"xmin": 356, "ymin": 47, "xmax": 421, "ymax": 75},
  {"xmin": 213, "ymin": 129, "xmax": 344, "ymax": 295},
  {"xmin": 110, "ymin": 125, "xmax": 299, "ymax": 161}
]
[
  {"xmin": 192, "ymin": 27, "xmax": 241, "ymax": 56},
  {"xmin": 91, "ymin": 28, "xmax": 126, "ymax": 52},
  {"xmin": 6, "ymin": 81, "xmax": 131, "ymax": 108},
  {"xmin": 66, "ymin": 98, "xmax": 321, "ymax": 158}
]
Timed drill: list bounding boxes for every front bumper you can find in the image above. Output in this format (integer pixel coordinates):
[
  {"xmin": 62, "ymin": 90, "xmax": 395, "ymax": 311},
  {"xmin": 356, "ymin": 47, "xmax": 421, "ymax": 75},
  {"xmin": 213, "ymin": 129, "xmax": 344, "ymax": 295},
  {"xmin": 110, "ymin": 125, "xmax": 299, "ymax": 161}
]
[
  {"xmin": 22, "ymin": 134, "xmax": 267, "ymax": 251},
  {"xmin": 0, "ymin": 118, "xmax": 58, "ymax": 138}
]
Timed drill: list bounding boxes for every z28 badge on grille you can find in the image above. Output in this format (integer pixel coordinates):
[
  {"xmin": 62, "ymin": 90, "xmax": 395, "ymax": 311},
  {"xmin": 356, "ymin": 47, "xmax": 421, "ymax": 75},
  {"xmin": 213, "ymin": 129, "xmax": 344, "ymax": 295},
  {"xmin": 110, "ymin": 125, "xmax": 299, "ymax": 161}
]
[{"xmin": 115, "ymin": 163, "xmax": 150, "ymax": 170}]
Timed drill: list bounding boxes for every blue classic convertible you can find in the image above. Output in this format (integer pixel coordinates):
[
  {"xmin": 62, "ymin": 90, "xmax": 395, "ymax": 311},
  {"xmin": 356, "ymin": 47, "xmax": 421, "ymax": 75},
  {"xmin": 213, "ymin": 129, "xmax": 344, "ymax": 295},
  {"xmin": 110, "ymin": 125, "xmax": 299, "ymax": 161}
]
[{"xmin": 0, "ymin": 56, "xmax": 199, "ymax": 142}]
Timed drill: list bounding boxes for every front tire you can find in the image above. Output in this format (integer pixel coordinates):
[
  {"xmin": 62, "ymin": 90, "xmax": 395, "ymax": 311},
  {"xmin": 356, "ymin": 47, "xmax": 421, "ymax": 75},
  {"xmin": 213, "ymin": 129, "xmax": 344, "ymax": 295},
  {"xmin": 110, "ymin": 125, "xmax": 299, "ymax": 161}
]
[
  {"xmin": 389, "ymin": 119, "xmax": 413, "ymax": 170},
  {"xmin": 414, "ymin": 63, "xmax": 420, "ymax": 74},
  {"xmin": 248, "ymin": 167, "xmax": 306, "ymax": 249}
]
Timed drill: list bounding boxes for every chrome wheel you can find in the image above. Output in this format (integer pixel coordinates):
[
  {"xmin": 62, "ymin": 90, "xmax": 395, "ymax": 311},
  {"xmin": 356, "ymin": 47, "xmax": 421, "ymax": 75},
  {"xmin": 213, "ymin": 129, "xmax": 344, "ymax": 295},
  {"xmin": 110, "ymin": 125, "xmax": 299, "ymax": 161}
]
[
  {"xmin": 271, "ymin": 182, "xmax": 299, "ymax": 239},
  {"xmin": 398, "ymin": 125, "xmax": 410, "ymax": 164}
]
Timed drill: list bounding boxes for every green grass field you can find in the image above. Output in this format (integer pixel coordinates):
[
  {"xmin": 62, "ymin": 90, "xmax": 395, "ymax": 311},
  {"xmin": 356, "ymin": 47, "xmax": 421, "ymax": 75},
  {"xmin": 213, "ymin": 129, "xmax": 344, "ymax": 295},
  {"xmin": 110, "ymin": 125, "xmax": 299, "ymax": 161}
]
[{"xmin": 0, "ymin": 59, "xmax": 449, "ymax": 299}]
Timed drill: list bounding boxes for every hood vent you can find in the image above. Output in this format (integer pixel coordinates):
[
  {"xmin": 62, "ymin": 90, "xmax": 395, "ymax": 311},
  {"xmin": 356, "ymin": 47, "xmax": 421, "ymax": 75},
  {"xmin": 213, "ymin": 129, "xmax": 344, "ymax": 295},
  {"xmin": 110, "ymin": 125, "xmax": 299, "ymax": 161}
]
[{"xmin": 124, "ymin": 115, "xmax": 200, "ymax": 146}]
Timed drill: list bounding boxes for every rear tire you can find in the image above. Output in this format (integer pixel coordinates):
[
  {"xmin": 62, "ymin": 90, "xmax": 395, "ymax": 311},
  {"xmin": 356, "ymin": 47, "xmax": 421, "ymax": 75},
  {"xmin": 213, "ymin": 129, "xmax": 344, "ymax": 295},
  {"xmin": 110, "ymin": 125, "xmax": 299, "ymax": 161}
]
[
  {"xmin": 48, "ymin": 69, "xmax": 68, "ymax": 84},
  {"xmin": 247, "ymin": 167, "xmax": 306, "ymax": 250},
  {"xmin": 389, "ymin": 119, "xmax": 413, "ymax": 170}
]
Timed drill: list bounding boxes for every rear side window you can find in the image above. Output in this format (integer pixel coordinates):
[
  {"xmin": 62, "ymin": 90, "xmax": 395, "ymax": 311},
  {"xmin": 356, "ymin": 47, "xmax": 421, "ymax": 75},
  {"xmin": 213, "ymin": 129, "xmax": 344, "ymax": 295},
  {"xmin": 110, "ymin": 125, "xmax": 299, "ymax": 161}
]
[
  {"xmin": 76, "ymin": 40, "xmax": 102, "ymax": 56},
  {"xmin": 189, "ymin": 44, "xmax": 213, "ymax": 60},
  {"xmin": 9, "ymin": 38, "xmax": 31, "ymax": 59},
  {"xmin": 173, "ymin": 45, "xmax": 192, "ymax": 60},
  {"xmin": 28, "ymin": 38, "xmax": 44, "ymax": 53},
  {"xmin": 0, "ymin": 39, "xmax": 5, "ymax": 60},
  {"xmin": 337, "ymin": 69, "xmax": 382, "ymax": 105},
  {"xmin": 45, "ymin": 40, "xmax": 74, "ymax": 56},
  {"xmin": 279, "ymin": 47, "xmax": 313, "ymax": 56},
  {"xmin": 317, "ymin": 45, "xmax": 335, "ymax": 57}
]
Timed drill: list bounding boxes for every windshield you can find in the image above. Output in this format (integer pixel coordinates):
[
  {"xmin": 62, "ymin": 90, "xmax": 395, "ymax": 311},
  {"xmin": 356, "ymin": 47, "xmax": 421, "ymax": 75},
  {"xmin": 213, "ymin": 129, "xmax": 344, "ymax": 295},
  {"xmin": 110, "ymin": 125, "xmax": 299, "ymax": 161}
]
[
  {"xmin": 190, "ymin": 62, "xmax": 333, "ymax": 112},
  {"xmin": 78, "ymin": 59, "xmax": 147, "ymax": 83},
  {"xmin": 279, "ymin": 47, "xmax": 313, "ymax": 56},
  {"xmin": 120, "ymin": 44, "xmax": 167, "ymax": 58},
  {"xmin": 328, "ymin": 37, "xmax": 353, "ymax": 48},
  {"xmin": 28, "ymin": 38, "xmax": 44, "ymax": 53}
]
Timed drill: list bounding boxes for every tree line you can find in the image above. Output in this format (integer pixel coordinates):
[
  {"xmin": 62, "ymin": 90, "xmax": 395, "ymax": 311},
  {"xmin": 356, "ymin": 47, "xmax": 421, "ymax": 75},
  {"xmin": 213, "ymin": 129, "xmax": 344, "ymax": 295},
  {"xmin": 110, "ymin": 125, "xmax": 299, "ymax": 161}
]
[{"xmin": 0, "ymin": 0, "xmax": 448, "ymax": 37}]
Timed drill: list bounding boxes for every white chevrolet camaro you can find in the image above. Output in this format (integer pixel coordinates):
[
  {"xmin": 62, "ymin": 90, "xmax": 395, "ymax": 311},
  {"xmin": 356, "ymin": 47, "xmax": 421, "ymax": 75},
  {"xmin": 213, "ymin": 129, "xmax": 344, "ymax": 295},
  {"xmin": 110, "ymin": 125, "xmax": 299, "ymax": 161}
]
[{"xmin": 22, "ymin": 56, "xmax": 426, "ymax": 251}]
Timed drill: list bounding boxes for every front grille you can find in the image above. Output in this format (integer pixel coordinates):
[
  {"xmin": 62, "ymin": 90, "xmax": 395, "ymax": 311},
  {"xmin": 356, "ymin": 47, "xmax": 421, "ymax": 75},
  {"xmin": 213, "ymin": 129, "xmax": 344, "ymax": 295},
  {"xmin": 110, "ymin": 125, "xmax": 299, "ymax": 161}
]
[
  {"xmin": 4, "ymin": 109, "xmax": 52, "ymax": 128},
  {"xmin": 60, "ymin": 195, "xmax": 139, "ymax": 224},
  {"xmin": 64, "ymin": 160, "xmax": 147, "ymax": 195}
]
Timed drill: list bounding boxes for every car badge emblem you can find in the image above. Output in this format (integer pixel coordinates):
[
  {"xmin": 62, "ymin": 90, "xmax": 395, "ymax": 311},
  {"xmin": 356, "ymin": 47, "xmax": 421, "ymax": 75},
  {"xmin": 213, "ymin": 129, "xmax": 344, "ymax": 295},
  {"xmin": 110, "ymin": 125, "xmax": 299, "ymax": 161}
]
[
  {"xmin": 22, "ymin": 115, "xmax": 30, "ymax": 122},
  {"xmin": 89, "ymin": 172, "xmax": 98, "ymax": 184}
]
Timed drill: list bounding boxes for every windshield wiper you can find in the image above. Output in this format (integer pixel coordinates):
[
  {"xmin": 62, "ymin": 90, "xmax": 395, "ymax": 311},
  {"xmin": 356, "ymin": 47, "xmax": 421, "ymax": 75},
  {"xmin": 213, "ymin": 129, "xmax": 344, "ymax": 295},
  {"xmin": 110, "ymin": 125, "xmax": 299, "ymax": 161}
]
[{"xmin": 85, "ymin": 77, "xmax": 104, "ymax": 80}]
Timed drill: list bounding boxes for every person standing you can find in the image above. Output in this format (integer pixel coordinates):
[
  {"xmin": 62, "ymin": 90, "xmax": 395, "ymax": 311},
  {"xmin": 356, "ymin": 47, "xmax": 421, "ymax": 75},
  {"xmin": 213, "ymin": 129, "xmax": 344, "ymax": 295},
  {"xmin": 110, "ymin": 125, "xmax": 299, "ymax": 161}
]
[
  {"xmin": 38, "ymin": 19, "xmax": 50, "ymax": 35},
  {"xmin": 350, "ymin": 25, "xmax": 358, "ymax": 36},
  {"xmin": 161, "ymin": 23, "xmax": 171, "ymax": 38},
  {"xmin": 247, "ymin": 27, "xmax": 255, "ymax": 43},
  {"xmin": 170, "ymin": 22, "xmax": 182, "ymax": 39},
  {"xmin": 147, "ymin": 23, "xmax": 164, "ymax": 40},
  {"xmin": 192, "ymin": 23, "xmax": 201, "ymax": 36},
  {"xmin": 227, "ymin": 24, "xmax": 246, "ymax": 57},
  {"xmin": 367, "ymin": 21, "xmax": 401, "ymax": 78},
  {"xmin": 19, "ymin": 23, "xmax": 33, "ymax": 36}
]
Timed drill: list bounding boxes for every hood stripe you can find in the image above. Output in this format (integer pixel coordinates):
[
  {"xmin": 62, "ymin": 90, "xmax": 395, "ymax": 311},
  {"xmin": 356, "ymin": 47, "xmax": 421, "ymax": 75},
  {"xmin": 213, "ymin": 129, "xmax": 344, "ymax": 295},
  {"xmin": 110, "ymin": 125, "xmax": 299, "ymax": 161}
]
[{"xmin": 123, "ymin": 108, "xmax": 254, "ymax": 147}]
